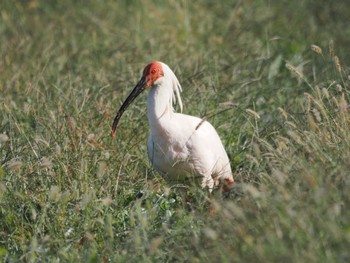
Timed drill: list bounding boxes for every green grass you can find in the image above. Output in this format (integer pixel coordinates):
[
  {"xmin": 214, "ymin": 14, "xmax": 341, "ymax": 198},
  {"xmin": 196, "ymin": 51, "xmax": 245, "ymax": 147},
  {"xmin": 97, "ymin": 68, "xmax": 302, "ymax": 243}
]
[{"xmin": 1, "ymin": 0, "xmax": 350, "ymax": 262}]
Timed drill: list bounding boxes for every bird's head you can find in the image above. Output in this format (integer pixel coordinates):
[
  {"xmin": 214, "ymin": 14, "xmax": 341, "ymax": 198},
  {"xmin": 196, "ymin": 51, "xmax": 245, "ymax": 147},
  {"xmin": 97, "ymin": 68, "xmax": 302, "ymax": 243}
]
[
  {"xmin": 111, "ymin": 61, "xmax": 169, "ymax": 137},
  {"xmin": 143, "ymin": 61, "xmax": 164, "ymax": 87}
]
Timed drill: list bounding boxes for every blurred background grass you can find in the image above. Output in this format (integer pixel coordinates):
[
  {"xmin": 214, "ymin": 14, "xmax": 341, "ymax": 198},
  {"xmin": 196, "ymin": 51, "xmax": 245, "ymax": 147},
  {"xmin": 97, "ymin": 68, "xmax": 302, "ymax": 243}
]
[{"xmin": 1, "ymin": 0, "xmax": 350, "ymax": 262}]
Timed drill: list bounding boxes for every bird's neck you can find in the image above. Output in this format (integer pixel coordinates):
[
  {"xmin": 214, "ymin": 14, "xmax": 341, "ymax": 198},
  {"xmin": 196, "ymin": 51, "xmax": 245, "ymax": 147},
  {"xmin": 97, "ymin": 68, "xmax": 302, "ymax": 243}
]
[{"xmin": 147, "ymin": 83, "xmax": 174, "ymax": 134}]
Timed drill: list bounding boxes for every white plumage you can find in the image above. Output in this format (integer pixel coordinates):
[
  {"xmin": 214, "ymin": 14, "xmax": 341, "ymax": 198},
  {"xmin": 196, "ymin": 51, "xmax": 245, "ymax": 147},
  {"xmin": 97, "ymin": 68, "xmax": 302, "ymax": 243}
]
[{"xmin": 111, "ymin": 61, "xmax": 234, "ymax": 192}]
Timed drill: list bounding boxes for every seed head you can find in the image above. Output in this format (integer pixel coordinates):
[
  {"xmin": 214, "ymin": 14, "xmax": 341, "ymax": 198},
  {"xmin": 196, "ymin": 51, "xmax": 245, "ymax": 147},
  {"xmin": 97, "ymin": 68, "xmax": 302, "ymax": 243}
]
[
  {"xmin": 322, "ymin": 88, "xmax": 329, "ymax": 99},
  {"xmin": 334, "ymin": 56, "xmax": 342, "ymax": 73},
  {"xmin": 286, "ymin": 63, "xmax": 304, "ymax": 79},
  {"xmin": 311, "ymin": 44, "xmax": 322, "ymax": 55},
  {"xmin": 8, "ymin": 159, "xmax": 23, "ymax": 171},
  {"xmin": 245, "ymin": 109, "xmax": 260, "ymax": 119},
  {"xmin": 329, "ymin": 40, "xmax": 334, "ymax": 58}
]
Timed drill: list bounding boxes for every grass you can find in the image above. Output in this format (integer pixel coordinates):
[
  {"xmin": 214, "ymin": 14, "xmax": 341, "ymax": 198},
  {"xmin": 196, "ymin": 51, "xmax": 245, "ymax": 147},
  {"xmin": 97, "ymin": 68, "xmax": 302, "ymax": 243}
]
[{"xmin": 1, "ymin": 0, "xmax": 350, "ymax": 262}]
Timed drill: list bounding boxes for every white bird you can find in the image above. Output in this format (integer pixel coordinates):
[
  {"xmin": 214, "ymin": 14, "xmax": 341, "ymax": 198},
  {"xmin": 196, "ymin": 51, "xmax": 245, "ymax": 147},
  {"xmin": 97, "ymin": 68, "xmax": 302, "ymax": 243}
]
[{"xmin": 111, "ymin": 61, "xmax": 234, "ymax": 192}]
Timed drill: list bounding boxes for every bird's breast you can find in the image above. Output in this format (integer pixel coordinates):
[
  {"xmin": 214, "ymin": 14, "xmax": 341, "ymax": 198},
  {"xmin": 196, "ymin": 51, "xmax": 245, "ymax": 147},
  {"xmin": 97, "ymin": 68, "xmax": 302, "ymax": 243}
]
[{"xmin": 147, "ymin": 134, "xmax": 194, "ymax": 178}]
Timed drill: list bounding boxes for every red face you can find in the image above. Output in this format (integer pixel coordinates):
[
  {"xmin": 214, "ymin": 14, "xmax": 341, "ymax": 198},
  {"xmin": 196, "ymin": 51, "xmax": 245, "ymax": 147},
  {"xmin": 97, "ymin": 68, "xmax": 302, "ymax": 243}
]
[{"xmin": 143, "ymin": 61, "xmax": 164, "ymax": 87}]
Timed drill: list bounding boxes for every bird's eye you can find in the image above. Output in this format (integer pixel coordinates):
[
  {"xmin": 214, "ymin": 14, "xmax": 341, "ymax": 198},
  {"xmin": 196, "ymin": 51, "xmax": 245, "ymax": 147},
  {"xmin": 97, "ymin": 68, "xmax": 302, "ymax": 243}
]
[{"xmin": 151, "ymin": 69, "xmax": 156, "ymax": 74}]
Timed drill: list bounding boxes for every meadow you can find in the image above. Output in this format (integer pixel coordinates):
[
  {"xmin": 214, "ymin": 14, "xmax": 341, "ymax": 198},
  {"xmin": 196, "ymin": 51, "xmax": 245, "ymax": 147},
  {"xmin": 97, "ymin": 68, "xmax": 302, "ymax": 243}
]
[{"xmin": 1, "ymin": 0, "xmax": 350, "ymax": 262}]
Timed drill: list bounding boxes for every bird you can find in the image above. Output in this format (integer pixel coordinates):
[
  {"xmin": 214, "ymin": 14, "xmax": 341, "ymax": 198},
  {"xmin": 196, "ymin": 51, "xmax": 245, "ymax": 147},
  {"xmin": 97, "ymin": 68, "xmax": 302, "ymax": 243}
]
[{"xmin": 111, "ymin": 61, "xmax": 234, "ymax": 192}]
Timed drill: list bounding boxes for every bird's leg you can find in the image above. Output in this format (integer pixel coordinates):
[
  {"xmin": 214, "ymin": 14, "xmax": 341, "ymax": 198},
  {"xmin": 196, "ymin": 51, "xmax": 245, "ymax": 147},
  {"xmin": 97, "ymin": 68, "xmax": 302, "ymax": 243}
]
[
  {"xmin": 222, "ymin": 178, "xmax": 235, "ymax": 192},
  {"xmin": 208, "ymin": 192, "xmax": 217, "ymax": 217}
]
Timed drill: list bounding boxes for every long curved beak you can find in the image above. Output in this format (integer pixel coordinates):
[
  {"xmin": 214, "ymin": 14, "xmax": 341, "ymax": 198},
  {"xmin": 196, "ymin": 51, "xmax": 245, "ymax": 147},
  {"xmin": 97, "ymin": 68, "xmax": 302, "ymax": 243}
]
[{"xmin": 111, "ymin": 76, "xmax": 147, "ymax": 137}]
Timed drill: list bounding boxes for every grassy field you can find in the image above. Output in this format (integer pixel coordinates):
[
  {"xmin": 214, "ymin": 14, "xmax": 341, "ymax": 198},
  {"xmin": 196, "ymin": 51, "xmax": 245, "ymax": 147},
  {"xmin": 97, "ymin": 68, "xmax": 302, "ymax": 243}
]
[{"xmin": 1, "ymin": 0, "xmax": 350, "ymax": 262}]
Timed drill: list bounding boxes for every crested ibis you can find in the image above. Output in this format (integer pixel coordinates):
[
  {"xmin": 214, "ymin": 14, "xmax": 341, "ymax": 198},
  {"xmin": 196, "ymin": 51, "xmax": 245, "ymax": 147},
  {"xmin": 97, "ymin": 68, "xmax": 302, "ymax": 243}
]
[{"xmin": 111, "ymin": 61, "xmax": 234, "ymax": 192}]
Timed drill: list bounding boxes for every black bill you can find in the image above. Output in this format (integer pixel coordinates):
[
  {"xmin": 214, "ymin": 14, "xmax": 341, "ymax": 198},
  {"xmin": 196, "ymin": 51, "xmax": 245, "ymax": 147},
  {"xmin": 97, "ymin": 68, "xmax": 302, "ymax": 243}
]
[{"xmin": 111, "ymin": 76, "xmax": 147, "ymax": 137}]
